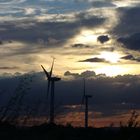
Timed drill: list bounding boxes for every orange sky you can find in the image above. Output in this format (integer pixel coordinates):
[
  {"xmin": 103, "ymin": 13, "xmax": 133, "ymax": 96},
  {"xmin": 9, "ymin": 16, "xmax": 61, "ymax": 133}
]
[{"xmin": 17, "ymin": 110, "xmax": 140, "ymax": 128}]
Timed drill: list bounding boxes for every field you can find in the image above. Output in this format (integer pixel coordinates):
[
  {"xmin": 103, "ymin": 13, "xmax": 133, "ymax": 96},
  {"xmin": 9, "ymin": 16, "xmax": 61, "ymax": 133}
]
[{"xmin": 0, "ymin": 122, "xmax": 140, "ymax": 140}]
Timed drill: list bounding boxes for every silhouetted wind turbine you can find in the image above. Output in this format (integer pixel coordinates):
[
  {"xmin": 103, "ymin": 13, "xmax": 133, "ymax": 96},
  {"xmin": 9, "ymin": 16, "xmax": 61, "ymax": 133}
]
[
  {"xmin": 41, "ymin": 58, "xmax": 61, "ymax": 124},
  {"xmin": 81, "ymin": 78, "xmax": 92, "ymax": 128}
]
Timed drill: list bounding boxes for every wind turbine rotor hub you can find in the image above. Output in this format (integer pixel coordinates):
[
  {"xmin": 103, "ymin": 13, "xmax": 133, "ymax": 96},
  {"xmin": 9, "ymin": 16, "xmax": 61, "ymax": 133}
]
[{"xmin": 51, "ymin": 77, "xmax": 61, "ymax": 81}]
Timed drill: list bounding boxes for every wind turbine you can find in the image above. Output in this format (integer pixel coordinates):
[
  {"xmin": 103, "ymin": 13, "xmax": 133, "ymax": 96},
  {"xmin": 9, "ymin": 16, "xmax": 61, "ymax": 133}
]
[
  {"xmin": 41, "ymin": 58, "xmax": 61, "ymax": 124},
  {"xmin": 82, "ymin": 78, "xmax": 92, "ymax": 128}
]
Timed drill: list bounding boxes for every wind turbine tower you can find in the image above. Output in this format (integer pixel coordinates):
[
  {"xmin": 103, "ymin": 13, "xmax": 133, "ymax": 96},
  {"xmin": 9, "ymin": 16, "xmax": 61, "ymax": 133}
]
[
  {"xmin": 82, "ymin": 78, "xmax": 92, "ymax": 128},
  {"xmin": 41, "ymin": 58, "xmax": 61, "ymax": 124}
]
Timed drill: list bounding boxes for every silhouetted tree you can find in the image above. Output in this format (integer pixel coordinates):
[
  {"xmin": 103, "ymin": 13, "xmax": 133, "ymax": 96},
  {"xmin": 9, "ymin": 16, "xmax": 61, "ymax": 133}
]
[
  {"xmin": 0, "ymin": 73, "xmax": 34, "ymax": 124},
  {"xmin": 120, "ymin": 110, "xmax": 139, "ymax": 128}
]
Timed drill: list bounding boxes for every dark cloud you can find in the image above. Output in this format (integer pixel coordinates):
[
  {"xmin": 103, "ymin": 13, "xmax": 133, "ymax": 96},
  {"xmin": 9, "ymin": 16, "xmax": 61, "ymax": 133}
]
[
  {"xmin": 0, "ymin": 14, "xmax": 105, "ymax": 47},
  {"xmin": 64, "ymin": 70, "xmax": 96, "ymax": 78},
  {"xmin": 8, "ymin": 40, "xmax": 13, "ymax": 43},
  {"xmin": 64, "ymin": 71, "xmax": 79, "ymax": 78},
  {"xmin": 0, "ymin": 40, "xmax": 12, "ymax": 45},
  {"xmin": 0, "ymin": 66, "xmax": 18, "ymax": 70},
  {"xmin": 76, "ymin": 14, "xmax": 105, "ymax": 28},
  {"xmin": 112, "ymin": 7, "xmax": 140, "ymax": 50},
  {"xmin": 101, "ymin": 47, "xmax": 115, "ymax": 52},
  {"xmin": 73, "ymin": 0, "xmax": 116, "ymax": 8},
  {"xmin": 0, "ymin": 40, "xmax": 3, "ymax": 45},
  {"xmin": 118, "ymin": 33, "xmax": 140, "ymax": 50},
  {"xmin": 79, "ymin": 57, "xmax": 108, "ymax": 63},
  {"xmin": 71, "ymin": 43, "xmax": 90, "ymax": 48},
  {"xmin": 113, "ymin": 7, "xmax": 140, "ymax": 36},
  {"xmin": 1, "ymin": 72, "xmax": 140, "ymax": 114},
  {"xmin": 91, "ymin": 1, "xmax": 116, "ymax": 8},
  {"xmin": 121, "ymin": 54, "xmax": 135, "ymax": 60},
  {"xmin": 121, "ymin": 54, "xmax": 140, "ymax": 62},
  {"xmin": 97, "ymin": 35, "xmax": 110, "ymax": 44}
]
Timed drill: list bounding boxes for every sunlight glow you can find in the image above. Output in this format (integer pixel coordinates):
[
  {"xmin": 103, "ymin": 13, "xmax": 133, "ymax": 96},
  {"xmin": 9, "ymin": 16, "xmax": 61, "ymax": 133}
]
[
  {"xmin": 74, "ymin": 30, "xmax": 98, "ymax": 44},
  {"xmin": 96, "ymin": 65, "xmax": 127, "ymax": 77},
  {"xmin": 99, "ymin": 51, "xmax": 121, "ymax": 63},
  {"xmin": 71, "ymin": 29, "xmax": 107, "ymax": 45}
]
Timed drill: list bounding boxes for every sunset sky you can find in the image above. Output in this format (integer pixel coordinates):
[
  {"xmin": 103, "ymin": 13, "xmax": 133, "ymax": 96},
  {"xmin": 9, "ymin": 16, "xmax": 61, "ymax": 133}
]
[
  {"xmin": 1, "ymin": 0, "xmax": 140, "ymax": 127},
  {"xmin": 0, "ymin": 0, "xmax": 140, "ymax": 76}
]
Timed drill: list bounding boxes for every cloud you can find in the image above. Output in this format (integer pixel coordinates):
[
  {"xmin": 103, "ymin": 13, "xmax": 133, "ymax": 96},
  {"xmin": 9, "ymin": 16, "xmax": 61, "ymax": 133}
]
[
  {"xmin": 118, "ymin": 33, "xmax": 140, "ymax": 50},
  {"xmin": 0, "ymin": 0, "xmax": 104, "ymax": 22},
  {"xmin": 1, "ymin": 71, "xmax": 140, "ymax": 109},
  {"xmin": 0, "ymin": 12, "xmax": 105, "ymax": 46},
  {"xmin": 0, "ymin": 40, "xmax": 3, "ymax": 45},
  {"xmin": 121, "ymin": 54, "xmax": 140, "ymax": 62},
  {"xmin": 0, "ymin": 0, "xmax": 26, "ymax": 5},
  {"xmin": 64, "ymin": 70, "xmax": 96, "ymax": 78},
  {"xmin": 1, "ymin": 1, "xmax": 140, "ymax": 126},
  {"xmin": 121, "ymin": 55, "xmax": 135, "ymax": 60},
  {"xmin": 97, "ymin": 35, "xmax": 110, "ymax": 44},
  {"xmin": 79, "ymin": 57, "xmax": 108, "ymax": 63},
  {"xmin": 64, "ymin": 71, "xmax": 79, "ymax": 78},
  {"xmin": 101, "ymin": 47, "xmax": 115, "ymax": 52},
  {"xmin": 0, "ymin": 66, "xmax": 18, "ymax": 70},
  {"xmin": 91, "ymin": 1, "xmax": 116, "ymax": 8},
  {"xmin": 1, "ymin": 71, "xmax": 140, "ymax": 126},
  {"xmin": 24, "ymin": 8, "xmax": 36, "ymax": 15},
  {"xmin": 71, "ymin": 43, "xmax": 90, "ymax": 48},
  {"xmin": 113, "ymin": 7, "xmax": 140, "ymax": 36},
  {"xmin": 76, "ymin": 13, "xmax": 105, "ymax": 28}
]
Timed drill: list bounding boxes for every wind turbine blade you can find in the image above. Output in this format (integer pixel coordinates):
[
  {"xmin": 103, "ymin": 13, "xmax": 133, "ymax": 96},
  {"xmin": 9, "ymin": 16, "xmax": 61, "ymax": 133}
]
[
  {"xmin": 81, "ymin": 78, "xmax": 86, "ymax": 105},
  {"xmin": 50, "ymin": 58, "xmax": 55, "ymax": 77},
  {"xmin": 41, "ymin": 65, "xmax": 50, "ymax": 80}
]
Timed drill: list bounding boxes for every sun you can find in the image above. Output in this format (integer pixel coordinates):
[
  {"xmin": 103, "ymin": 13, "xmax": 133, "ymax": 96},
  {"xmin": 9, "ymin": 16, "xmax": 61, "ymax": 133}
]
[
  {"xmin": 90, "ymin": 51, "xmax": 128, "ymax": 76},
  {"xmin": 99, "ymin": 51, "xmax": 121, "ymax": 63}
]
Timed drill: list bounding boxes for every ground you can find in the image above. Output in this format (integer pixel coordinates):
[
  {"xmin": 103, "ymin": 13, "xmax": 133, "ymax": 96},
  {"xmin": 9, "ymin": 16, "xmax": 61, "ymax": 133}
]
[{"xmin": 0, "ymin": 122, "xmax": 140, "ymax": 140}]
